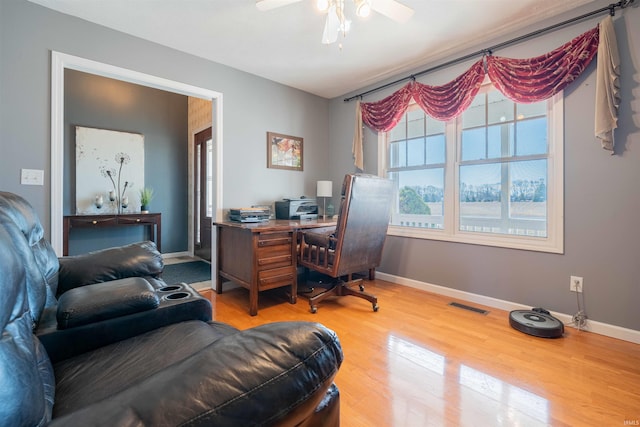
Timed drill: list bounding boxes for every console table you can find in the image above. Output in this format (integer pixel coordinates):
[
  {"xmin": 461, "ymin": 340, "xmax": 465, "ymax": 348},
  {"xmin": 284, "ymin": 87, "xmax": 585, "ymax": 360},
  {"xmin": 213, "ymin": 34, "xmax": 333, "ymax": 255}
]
[
  {"xmin": 215, "ymin": 219, "xmax": 336, "ymax": 316},
  {"xmin": 63, "ymin": 213, "xmax": 161, "ymax": 256}
]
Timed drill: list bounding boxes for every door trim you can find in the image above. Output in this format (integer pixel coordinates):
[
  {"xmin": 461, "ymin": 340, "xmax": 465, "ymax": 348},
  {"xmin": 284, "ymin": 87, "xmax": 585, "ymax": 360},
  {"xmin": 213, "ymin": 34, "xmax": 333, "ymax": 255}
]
[
  {"xmin": 50, "ymin": 52, "xmax": 224, "ymax": 270},
  {"xmin": 194, "ymin": 126, "xmax": 213, "ymax": 259}
]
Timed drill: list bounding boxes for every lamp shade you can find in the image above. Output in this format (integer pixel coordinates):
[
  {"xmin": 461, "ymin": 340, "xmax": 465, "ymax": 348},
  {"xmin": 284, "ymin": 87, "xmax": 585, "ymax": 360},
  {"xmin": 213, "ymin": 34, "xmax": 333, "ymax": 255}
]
[{"xmin": 317, "ymin": 180, "xmax": 333, "ymax": 198}]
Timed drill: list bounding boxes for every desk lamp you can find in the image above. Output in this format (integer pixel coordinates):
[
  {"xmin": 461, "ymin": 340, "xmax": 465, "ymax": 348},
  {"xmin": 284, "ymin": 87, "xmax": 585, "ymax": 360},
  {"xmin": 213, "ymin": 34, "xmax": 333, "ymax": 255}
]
[{"xmin": 316, "ymin": 180, "xmax": 332, "ymax": 219}]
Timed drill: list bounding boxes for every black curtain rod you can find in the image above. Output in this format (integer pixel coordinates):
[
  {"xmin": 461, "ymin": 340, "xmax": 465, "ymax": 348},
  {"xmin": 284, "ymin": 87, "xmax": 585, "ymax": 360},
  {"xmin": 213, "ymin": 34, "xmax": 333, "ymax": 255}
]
[{"xmin": 343, "ymin": 0, "xmax": 634, "ymax": 102}]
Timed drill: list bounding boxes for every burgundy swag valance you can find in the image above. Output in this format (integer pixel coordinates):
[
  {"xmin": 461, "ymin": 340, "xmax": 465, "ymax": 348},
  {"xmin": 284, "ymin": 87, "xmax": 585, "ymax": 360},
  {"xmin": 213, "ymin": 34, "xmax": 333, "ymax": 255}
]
[{"xmin": 353, "ymin": 17, "xmax": 619, "ymax": 169}]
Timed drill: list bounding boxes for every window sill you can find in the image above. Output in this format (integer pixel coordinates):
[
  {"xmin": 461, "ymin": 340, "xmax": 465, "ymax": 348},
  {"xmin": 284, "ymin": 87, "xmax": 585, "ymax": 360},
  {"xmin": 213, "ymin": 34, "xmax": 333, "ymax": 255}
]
[{"xmin": 387, "ymin": 225, "xmax": 564, "ymax": 254}]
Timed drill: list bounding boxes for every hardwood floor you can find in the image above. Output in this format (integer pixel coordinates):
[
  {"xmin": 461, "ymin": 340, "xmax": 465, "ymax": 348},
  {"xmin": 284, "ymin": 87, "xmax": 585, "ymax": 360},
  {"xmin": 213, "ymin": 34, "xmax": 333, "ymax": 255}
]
[{"xmin": 199, "ymin": 279, "xmax": 640, "ymax": 426}]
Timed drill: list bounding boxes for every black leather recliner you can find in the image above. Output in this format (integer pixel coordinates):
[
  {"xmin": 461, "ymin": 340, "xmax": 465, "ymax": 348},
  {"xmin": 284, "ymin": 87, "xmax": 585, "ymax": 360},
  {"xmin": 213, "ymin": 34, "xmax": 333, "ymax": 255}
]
[
  {"xmin": 0, "ymin": 191, "xmax": 213, "ymax": 362},
  {"xmin": 0, "ymin": 191, "xmax": 343, "ymax": 426}
]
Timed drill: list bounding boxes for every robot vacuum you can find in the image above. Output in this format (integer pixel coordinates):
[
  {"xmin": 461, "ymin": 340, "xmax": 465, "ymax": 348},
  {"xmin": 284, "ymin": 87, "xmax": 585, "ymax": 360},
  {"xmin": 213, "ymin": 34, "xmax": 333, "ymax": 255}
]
[{"xmin": 509, "ymin": 308, "xmax": 564, "ymax": 338}]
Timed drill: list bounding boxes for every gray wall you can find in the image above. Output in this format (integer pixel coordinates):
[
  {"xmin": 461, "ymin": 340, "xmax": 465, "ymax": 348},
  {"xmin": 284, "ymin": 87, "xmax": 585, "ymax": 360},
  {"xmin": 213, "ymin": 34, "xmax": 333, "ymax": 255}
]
[
  {"xmin": 0, "ymin": 0, "xmax": 330, "ymax": 238},
  {"xmin": 328, "ymin": 1, "xmax": 640, "ymax": 331},
  {"xmin": 64, "ymin": 70, "xmax": 188, "ymax": 254},
  {"xmin": 1, "ymin": 0, "xmax": 638, "ymax": 332}
]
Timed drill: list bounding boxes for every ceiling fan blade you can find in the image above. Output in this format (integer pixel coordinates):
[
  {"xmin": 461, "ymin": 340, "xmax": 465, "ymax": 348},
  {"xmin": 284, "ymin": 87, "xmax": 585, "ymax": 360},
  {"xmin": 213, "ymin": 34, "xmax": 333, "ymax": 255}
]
[
  {"xmin": 371, "ymin": 0, "xmax": 414, "ymax": 23},
  {"xmin": 256, "ymin": 0, "xmax": 303, "ymax": 12},
  {"xmin": 321, "ymin": 4, "xmax": 340, "ymax": 44}
]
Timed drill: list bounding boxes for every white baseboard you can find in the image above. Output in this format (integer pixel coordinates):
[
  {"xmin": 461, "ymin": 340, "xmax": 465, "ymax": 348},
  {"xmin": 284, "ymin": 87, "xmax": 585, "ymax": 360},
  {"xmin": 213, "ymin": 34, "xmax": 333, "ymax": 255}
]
[
  {"xmin": 376, "ymin": 272, "xmax": 640, "ymax": 345},
  {"xmin": 161, "ymin": 251, "xmax": 190, "ymax": 259}
]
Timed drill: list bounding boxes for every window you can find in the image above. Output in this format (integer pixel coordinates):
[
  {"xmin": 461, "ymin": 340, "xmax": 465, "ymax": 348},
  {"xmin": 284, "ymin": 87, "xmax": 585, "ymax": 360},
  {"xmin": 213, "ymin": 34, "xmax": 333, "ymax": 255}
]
[{"xmin": 380, "ymin": 82, "xmax": 563, "ymax": 253}]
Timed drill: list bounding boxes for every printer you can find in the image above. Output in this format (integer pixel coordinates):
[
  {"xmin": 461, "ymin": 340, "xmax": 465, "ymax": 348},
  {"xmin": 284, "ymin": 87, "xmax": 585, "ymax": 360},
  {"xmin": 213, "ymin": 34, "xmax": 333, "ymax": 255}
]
[{"xmin": 275, "ymin": 198, "xmax": 318, "ymax": 220}]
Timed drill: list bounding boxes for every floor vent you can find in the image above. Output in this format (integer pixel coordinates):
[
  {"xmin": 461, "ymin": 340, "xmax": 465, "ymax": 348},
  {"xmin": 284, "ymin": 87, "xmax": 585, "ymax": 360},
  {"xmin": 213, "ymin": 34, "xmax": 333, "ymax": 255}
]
[{"xmin": 448, "ymin": 302, "xmax": 489, "ymax": 315}]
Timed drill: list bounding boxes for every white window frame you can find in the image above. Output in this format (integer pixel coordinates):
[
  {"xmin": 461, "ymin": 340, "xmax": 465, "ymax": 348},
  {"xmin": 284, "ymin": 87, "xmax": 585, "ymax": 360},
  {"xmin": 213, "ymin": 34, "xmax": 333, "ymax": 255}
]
[{"xmin": 379, "ymin": 88, "xmax": 564, "ymax": 254}]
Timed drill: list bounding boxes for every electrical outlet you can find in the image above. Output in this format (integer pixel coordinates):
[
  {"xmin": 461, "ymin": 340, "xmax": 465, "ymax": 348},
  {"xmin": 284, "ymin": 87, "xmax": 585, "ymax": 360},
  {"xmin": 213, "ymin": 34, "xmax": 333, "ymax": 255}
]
[
  {"xmin": 20, "ymin": 169, "xmax": 44, "ymax": 186},
  {"xmin": 570, "ymin": 276, "xmax": 583, "ymax": 293}
]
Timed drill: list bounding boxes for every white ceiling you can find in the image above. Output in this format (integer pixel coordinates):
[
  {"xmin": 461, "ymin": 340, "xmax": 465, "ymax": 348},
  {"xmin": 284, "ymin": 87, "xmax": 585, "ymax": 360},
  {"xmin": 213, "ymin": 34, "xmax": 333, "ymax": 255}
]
[{"xmin": 28, "ymin": 0, "xmax": 597, "ymax": 99}]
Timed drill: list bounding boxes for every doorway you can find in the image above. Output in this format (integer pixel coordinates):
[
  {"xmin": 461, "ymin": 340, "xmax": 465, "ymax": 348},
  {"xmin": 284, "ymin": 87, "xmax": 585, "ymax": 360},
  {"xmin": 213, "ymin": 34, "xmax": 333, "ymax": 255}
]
[
  {"xmin": 194, "ymin": 127, "xmax": 213, "ymax": 260},
  {"xmin": 50, "ymin": 52, "xmax": 223, "ymax": 271}
]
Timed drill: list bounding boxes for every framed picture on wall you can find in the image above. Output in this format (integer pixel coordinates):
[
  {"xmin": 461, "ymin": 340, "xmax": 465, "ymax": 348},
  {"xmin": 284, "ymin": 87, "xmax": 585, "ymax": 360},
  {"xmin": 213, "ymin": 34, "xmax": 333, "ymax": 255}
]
[
  {"xmin": 75, "ymin": 126, "xmax": 144, "ymax": 214},
  {"xmin": 267, "ymin": 132, "xmax": 303, "ymax": 171}
]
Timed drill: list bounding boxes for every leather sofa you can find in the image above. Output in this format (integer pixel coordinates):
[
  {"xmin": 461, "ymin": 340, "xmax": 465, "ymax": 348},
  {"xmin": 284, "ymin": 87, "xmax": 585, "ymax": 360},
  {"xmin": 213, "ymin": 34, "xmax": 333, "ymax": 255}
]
[{"xmin": 0, "ymin": 191, "xmax": 343, "ymax": 426}]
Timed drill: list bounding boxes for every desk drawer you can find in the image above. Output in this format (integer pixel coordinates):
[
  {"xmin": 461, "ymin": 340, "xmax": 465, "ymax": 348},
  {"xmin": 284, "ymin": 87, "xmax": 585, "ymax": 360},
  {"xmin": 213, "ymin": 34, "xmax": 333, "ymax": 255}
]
[
  {"xmin": 258, "ymin": 267, "xmax": 295, "ymax": 291},
  {"xmin": 118, "ymin": 216, "xmax": 150, "ymax": 225},
  {"xmin": 257, "ymin": 232, "xmax": 291, "ymax": 247},
  {"xmin": 256, "ymin": 231, "xmax": 293, "ymax": 270},
  {"xmin": 69, "ymin": 216, "xmax": 117, "ymax": 227},
  {"xmin": 257, "ymin": 253, "xmax": 292, "ymax": 269}
]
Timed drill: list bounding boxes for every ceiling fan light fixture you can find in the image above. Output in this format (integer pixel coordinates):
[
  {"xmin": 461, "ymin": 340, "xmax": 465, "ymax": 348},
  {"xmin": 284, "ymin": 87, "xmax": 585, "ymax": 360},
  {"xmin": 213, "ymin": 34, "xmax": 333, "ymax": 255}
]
[
  {"xmin": 341, "ymin": 19, "xmax": 352, "ymax": 33},
  {"xmin": 256, "ymin": 0, "xmax": 415, "ymax": 46},
  {"xmin": 322, "ymin": 3, "xmax": 340, "ymax": 44},
  {"xmin": 355, "ymin": 0, "xmax": 372, "ymax": 18},
  {"xmin": 316, "ymin": 0, "xmax": 330, "ymax": 12}
]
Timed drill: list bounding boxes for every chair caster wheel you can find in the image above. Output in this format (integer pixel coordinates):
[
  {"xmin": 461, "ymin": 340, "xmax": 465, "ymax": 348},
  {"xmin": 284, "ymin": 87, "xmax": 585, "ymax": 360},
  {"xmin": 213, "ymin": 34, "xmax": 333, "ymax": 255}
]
[
  {"xmin": 373, "ymin": 304, "xmax": 379, "ymax": 312},
  {"xmin": 359, "ymin": 284, "xmax": 365, "ymax": 291},
  {"xmin": 310, "ymin": 306, "xmax": 318, "ymax": 314}
]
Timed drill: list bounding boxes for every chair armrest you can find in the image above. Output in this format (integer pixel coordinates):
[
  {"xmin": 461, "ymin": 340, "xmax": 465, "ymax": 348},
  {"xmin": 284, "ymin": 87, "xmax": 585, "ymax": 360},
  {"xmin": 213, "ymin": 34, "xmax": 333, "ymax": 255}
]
[
  {"xmin": 38, "ymin": 282, "xmax": 212, "ymax": 363},
  {"xmin": 57, "ymin": 241, "xmax": 163, "ymax": 296},
  {"xmin": 56, "ymin": 278, "xmax": 159, "ymax": 329},
  {"xmin": 48, "ymin": 321, "xmax": 343, "ymax": 427},
  {"xmin": 299, "ymin": 226, "xmax": 336, "ymax": 248}
]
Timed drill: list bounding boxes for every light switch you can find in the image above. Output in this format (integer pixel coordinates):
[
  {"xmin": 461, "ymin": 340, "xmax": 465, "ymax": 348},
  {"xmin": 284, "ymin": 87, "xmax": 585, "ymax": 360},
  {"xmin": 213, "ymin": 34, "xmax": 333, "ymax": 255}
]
[{"xmin": 21, "ymin": 169, "xmax": 44, "ymax": 186}]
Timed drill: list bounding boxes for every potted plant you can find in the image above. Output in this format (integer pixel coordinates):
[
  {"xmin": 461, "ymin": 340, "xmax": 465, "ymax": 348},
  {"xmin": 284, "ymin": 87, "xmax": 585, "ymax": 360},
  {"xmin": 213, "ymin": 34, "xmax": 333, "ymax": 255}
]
[{"xmin": 139, "ymin": 187, "xmax": 154, "ymax": 213}]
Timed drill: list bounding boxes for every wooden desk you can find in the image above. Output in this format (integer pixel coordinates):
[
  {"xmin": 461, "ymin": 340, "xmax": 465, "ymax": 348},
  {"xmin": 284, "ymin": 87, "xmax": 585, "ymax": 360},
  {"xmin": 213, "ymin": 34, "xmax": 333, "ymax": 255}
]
[
  {"xmin": 63, "ymin": 213, "xmax": 161, "ymax": 256},
  {"xmin": 215, "ymin": 219, "xmax": 336, "ymax": 316}
]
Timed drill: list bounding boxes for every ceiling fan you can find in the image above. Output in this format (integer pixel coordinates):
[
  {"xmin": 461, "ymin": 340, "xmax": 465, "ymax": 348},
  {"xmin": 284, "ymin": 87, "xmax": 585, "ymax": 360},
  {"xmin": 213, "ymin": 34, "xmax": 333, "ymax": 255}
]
[{"xmin": 256, "ymin": 0, "xmax": 414, "ymax": 45}]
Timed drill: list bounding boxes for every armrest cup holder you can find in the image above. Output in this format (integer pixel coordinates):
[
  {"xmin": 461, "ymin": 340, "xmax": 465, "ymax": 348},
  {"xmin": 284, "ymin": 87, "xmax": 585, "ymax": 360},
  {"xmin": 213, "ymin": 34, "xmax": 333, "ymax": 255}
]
[
  {"xmin": 164, "ymin": 292, "xmax": 190, "ymax": 300},
  {"xmin": 158, "ymin": 285, "xmax": 183, "ymax": 292}
]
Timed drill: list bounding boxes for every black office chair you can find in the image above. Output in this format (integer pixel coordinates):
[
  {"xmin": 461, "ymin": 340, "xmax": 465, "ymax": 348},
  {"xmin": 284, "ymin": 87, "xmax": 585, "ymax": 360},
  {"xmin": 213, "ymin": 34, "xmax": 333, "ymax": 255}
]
[{"xmin": 298, "ymin": 174, "xmax": 394, "ymax": 313}]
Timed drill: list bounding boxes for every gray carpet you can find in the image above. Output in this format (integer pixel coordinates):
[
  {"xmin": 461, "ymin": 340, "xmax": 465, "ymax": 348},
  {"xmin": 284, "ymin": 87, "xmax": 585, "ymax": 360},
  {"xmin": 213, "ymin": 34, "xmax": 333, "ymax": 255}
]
[{"xmin": 161, "ymin": 261, "xmax": 211, "ymax": 285}]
